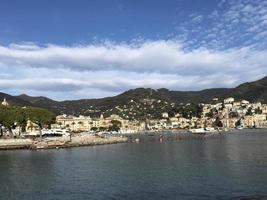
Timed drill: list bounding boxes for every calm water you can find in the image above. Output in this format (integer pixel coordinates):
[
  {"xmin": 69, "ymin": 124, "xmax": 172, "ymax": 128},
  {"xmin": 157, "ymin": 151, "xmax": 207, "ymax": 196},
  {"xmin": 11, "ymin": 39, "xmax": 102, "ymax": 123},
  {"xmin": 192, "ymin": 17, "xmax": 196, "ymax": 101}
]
[{"xmin": 1, "ymin": 130, "xmax": 267, "ymax": 200}]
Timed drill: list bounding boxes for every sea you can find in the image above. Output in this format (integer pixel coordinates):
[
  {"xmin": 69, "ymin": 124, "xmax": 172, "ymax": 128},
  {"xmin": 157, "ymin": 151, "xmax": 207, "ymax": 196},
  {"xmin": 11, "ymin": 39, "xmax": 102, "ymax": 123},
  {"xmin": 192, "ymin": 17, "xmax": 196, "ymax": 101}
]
[{"xmin": 0, "ymin": 130, "xmax": 267, "ymax": 200}]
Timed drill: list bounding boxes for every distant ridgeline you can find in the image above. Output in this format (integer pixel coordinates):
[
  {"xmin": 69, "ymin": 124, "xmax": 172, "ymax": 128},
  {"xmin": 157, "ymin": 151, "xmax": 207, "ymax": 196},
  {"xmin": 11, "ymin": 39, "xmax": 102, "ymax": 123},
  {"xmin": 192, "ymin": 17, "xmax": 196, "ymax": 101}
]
[{"xmin": 0, "ymin": 76, "xmax": 267, "ymax": 119}]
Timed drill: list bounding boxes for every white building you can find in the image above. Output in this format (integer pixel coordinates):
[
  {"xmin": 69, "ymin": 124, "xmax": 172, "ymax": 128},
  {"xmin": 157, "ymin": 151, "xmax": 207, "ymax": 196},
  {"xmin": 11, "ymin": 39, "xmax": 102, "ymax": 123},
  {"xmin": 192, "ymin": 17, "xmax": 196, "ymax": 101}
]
[
  {"xmin": 224, "ymin": 97, "xmax": 235, "ymax": 104},
  {"xmin": 162, "ymin": 112, "xmax": 169, "ymax": 118},
  {"xmin": 1, "ymin": 98, "xmax": 9, "ymax": 106}
]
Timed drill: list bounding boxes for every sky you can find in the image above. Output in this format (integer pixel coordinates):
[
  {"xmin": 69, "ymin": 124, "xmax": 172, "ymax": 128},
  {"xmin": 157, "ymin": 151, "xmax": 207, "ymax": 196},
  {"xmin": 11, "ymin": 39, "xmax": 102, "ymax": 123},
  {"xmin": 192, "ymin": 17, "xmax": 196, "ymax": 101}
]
[{"xmin": 0, "ymin": 0, "xmax": 267, "ymax": 100}]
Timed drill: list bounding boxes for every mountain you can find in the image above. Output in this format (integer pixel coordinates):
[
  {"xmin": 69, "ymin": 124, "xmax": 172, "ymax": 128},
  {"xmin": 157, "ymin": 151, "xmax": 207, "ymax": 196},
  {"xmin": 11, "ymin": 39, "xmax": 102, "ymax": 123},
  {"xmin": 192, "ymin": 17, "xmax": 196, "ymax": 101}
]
[
  {"xmin": 1, "ymin": 76, "xmax": 267, "ymax": 118},
  {"xmin": 225, "ymin": 76, "xmax": 267, "ymax": 103},
  {"xmin": 0, "ymin": 92, "xmax": 32, "ymax": 106}
]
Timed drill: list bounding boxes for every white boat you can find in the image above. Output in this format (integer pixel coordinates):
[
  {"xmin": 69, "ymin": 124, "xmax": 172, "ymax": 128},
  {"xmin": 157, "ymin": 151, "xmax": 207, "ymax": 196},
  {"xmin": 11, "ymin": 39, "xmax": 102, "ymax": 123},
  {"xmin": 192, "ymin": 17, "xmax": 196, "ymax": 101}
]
[
  {"xmin": 189, "ymin": 128, "xmax": 215, "ymax": 134},
  {"xmin": 236, "ymin": 126, "xmax": 244, "ymax": 130},
  {"xmin": 42, "ymin": 129, "xmax": 70, "ymax": 137}
]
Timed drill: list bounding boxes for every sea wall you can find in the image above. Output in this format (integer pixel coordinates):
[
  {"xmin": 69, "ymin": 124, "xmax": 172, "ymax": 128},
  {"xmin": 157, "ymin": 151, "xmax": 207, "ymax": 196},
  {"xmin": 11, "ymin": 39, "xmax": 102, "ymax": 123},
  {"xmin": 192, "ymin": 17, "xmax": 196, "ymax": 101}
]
[
  {"xmin": 0, "ymin": 135, "xmax": 128, "ymax": 150},
  {"xmin": 0, "ymin": 138, "xmax": 33, "ymax": 150},
  {"xmin": 31, "ymin": 135, "xmax": 128, "ymax": 149}
]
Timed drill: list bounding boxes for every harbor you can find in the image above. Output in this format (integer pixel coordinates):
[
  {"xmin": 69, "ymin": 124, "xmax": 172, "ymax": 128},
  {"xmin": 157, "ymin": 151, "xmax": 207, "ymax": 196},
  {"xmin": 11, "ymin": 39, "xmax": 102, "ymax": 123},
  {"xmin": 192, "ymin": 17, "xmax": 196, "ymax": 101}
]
[{"xmin": 0, "ymin": 128, "xmax": 246, "ymax": 150}]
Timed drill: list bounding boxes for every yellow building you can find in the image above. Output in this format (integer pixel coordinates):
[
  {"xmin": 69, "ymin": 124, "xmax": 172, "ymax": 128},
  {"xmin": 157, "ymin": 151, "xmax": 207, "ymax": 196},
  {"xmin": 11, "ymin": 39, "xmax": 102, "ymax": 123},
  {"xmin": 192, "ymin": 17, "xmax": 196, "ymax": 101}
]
[{"xmin": 56, "ymin": 114, "xmax": 132, "ymax": 132}]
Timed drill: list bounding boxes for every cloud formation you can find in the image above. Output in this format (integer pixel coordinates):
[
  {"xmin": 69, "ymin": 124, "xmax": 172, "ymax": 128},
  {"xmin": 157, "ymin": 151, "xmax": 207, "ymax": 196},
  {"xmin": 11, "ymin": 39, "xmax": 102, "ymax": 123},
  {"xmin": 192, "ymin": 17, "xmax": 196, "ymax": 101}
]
[
  {"xmin": 177, "ymin": 0, "xmax": 267, "ymax": 50},
  {"xmin": 0, "ymin": 41, "xmax": 266, "ymax": 75},
  {"xmin": 0, "ymin": 39, "xmax": 266, "ymax": 100},
  {"xmin": 0, "ymin": 0, "xmax": 267, "ymax": 100}
]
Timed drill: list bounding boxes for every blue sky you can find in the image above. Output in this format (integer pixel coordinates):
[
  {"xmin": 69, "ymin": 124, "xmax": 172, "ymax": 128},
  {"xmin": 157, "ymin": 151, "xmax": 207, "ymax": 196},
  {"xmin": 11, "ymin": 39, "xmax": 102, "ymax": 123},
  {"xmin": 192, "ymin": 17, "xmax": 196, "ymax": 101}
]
[
  {"xmin": 0, "ymin": 0, "xmax": 218, "ymax": 44},
  {"xmin": 0, "ymin": 0, "xmax": 267, "ymax": 100}
]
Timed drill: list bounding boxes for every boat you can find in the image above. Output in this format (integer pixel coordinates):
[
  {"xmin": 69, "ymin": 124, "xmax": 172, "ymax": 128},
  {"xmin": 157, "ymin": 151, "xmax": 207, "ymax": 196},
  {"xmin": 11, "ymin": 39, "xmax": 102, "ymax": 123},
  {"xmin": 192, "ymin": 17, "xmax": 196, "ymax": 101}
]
[
  {"xmin": 41, "ymin": 129, "xmax": 71, "ymax": 137},
  {"xmin": 189, "ymin": 128, "xmax": 216, "ymax": 135},
  {"xmin": 134, "ymin": 138, "xmax": 140, "ymax": 143},
  {"xmin": 236, "ymin": 126, "xmax": 244, "ymax": 130}
]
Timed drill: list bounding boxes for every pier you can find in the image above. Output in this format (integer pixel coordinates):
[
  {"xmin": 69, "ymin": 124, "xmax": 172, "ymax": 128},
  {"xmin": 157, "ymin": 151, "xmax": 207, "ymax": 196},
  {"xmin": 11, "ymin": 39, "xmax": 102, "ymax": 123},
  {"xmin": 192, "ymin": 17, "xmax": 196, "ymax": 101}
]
[{"xmin": 0, "ymin": 135, "xmax": 128, "ymax": 150}]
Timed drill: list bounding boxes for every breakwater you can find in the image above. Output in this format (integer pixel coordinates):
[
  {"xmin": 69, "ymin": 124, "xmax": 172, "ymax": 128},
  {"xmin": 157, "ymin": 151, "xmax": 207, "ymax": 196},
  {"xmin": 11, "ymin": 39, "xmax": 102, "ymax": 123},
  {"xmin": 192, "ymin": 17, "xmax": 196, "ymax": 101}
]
[
  {"xmin": 0, "ymin": 129, "xmax": 251, "ymax": 150},
  {"xmin": 122, "ymin": 130, "xmax": 224, "ymax": 143},
  {"xmin": 0, "ymin": 135, "xmax": 127, "ymax": 150},
  {"xmin": 32, "ymin": 135, "xmax": 128, "ymax": 149},
  {"xmin": 0, "ymin": 138, "xmax": 33, "ymax": 150}
]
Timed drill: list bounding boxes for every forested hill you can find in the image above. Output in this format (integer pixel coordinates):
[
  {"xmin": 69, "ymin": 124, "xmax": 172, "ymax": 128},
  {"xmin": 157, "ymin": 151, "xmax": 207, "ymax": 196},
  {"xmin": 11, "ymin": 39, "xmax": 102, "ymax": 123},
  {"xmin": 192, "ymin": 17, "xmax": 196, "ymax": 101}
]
[{"xmin": 1, "ymin": 76, "xmax": 267, "ymax": 118}]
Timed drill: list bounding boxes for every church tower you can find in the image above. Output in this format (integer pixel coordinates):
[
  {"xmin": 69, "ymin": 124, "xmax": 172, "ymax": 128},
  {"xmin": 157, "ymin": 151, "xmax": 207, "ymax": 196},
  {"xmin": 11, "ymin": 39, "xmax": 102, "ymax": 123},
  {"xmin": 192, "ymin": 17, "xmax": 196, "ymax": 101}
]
[{"xmin": 1, "ymin": 98, "xmax": 9, "ymax": 106}]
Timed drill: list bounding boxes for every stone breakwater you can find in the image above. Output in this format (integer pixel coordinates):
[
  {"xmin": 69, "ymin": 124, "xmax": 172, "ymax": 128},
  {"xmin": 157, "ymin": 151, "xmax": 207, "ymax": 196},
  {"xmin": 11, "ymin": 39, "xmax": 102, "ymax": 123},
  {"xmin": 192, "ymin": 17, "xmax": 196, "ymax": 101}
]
[
  {"xmin": 0, "ymin": 135, "xmax": 128, "ymax": 150},
  {"xmin": 0, "ymin": 138, "xmax": 33, "ymax": 150},
  {"xmin": 32, "ymin": 135, "xmax": 128, "ymax": 149}
]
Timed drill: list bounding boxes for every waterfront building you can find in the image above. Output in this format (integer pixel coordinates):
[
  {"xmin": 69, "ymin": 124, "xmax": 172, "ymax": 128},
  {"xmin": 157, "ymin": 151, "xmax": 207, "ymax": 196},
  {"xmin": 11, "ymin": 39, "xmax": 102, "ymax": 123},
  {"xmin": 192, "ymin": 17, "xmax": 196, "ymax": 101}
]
[
  {"xmin": 222, "ymin": 117, "xmax": 239, "ymax": 128},
  {"xmin": 56, "ymin": 115, "xmax": 92, "ymax": 132},
  {"xmin": 53, "ymin": 97, "xmax": 267, "ymax": 131},
  {"xmin": 26, "ymin": 120, "xmax": 40, "ymax": 133},
  {"xmin": 262, "ymin": 104, "xmax": 267, "ymax": 114},
  {"xmin": 56, "ymin": 114, "xmax": 132, "ymax": 132},
  {"xmin": 243, "ymin": 116, "xmax": 255, "ymax": 127},
  {"xmin": 253, "ymin": 114, "xmax": 267, "ymax": 127}
]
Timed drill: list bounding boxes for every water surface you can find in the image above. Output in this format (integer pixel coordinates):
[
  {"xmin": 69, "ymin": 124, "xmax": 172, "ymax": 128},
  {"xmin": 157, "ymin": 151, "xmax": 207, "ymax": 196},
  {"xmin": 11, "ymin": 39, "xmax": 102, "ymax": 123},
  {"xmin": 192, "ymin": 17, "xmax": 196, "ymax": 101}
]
[{"xmin": 1, "ymin": 130, "xmax": 267, "ymax": 200}]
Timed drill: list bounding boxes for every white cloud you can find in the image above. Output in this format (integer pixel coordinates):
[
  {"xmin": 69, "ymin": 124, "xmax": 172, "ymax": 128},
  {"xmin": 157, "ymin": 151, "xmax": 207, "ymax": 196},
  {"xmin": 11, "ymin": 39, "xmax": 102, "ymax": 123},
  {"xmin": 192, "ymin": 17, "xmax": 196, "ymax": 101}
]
[
  {"xmin": 177, "ymin": 0, "xmax": 267, "ymax": 50},
  {"xmin": 0, "ymin": 41, "xmax": 266, "ymax": 75},
  {"xmin": 0, "ymin": 39, "xmax": 266, "ymax": 100}
]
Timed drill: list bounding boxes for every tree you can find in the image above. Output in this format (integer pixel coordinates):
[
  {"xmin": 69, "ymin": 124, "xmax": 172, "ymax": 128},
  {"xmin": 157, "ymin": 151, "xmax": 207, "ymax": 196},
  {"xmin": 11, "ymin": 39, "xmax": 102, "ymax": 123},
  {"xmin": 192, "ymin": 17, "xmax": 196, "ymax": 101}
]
[
  {"xmin": 0, "ymin": 106, "xmax": 54, "ymax": 138},
  {"xmin": 0, "ymin": 106, "xmax": 17, "ymax": 137},
  {"xmin": 235, "ymin": 119, "xmax": 241, "ymax": 127},
  {"xmin": 205, "ymin": 110, "xmax": 214, "ymax": 118},
  {"xmin": 13, "ymin": 107, "xmax": 28, "ymax": 134},
  {"xmin": 229, "ymin": 111, "xmax": 239, "ymax": 118},
  {"xmin": 91, "ymin": 127, "xmax": 98, "ymax": 131},
  {"xmin": 99, "ymin": 127, "xmax": 107, "ymax": 131},
  {"xmin": 246, "ymin": 107, "xmax": 253, "ymax": 116},
  {"xmin": 108, "ymin": 120, "xmax": 122, "ymax": 132},
  {"xmin": 255, "ymin": 107, "xmax": 262, "ymax": 114},
  {"xmin": 26, "ymin": 107, "xmax": 55, "ymax": 140},
  {"xmin": 213, "ymin": 117, "xmax": 223, "ymax": 128},
  {"xmin": 0, "ymin": 106, "xmax": 27, "ymax": 137}
]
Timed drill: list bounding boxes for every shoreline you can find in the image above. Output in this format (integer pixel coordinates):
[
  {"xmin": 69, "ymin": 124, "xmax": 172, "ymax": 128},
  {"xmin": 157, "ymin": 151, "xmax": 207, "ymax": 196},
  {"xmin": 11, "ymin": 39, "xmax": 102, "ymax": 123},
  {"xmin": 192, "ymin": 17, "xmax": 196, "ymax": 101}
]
[
  {"xmin": 0, "ymin": 128, "xmax": 266, "ymax": 151},
  {"xmin": 0, "ymin": 135, "xmax": 128, "ymax": 151}
]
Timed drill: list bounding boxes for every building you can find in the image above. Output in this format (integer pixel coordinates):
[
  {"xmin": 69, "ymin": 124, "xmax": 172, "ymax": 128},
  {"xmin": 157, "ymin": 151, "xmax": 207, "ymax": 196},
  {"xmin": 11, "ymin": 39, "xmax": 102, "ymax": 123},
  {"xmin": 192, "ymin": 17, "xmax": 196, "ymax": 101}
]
[
  {"xmin": 56, "ymin": 114, "xmax": 132, "ymax": 132},
  {"xmin": 224, "ymin": 97, "xmax": 235, "ymax": 104},
  {"xmin": 162, "ymin": 112, "xmax": 169, "ymax": 118},
  {"xmin": 1, "ymin": 98, "xmax": 9, "ymax": 106},
  {"xmin": 56, "ymin": 115, "xmax": 93, "ymax": 132},
  {"xmin": 26, "ymin": 120, "xmax": 39, "ymax": 133},
  {"xmin": 261, "ymin": 104, "xmax": 267, "ymax": 114}
]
